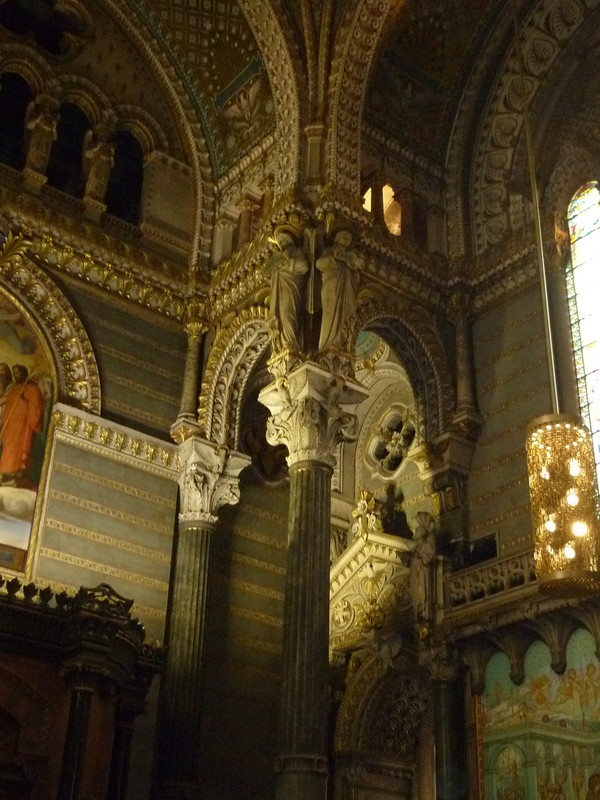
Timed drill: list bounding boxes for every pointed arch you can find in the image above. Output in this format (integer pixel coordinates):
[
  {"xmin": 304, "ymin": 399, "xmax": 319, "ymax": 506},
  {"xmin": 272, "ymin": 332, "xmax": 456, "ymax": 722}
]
[{"xmin": 198, "ymin": 307, "xmax": 270, "ymax": 449}]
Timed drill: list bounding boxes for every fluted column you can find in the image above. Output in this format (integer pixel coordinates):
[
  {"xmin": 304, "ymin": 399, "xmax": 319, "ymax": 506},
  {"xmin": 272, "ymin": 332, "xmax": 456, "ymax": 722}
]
[
  {"xmin": 259, "ymin": 362, "xmax": 367, "ymax": 800},
  {"xmin": 153, "ymin": 437, "xmax": 249, "ymax": 800},
  {"xmin": 430, "ymin": 650, "xmax": 467, "ymax": 800}
]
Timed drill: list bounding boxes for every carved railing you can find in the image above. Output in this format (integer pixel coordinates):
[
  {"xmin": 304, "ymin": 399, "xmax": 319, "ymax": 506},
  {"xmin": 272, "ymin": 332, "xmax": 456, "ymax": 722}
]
[{"xmin": 444, "ymin": 550, "xmax": 536, "ymax": 612}]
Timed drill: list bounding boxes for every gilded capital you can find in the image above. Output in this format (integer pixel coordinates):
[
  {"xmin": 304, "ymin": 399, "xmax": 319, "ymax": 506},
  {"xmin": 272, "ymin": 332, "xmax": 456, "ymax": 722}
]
[
  {"xmin": 258, "ymin": 362, "xmax": 368, "ymax": 467},
  {"xmin": 178, "ymin": 437, "xmax": 250, "ymax": 525}
]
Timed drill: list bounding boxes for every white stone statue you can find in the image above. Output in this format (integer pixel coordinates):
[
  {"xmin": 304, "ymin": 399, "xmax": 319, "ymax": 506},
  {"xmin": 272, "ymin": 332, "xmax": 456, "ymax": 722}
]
[
  {"xmin": 268, "ymin": 228, "xmax": 309, "ymax": 353},
  {"xmin": 316, "ymin": 229, "xmax": 364, "ymax": 352}
]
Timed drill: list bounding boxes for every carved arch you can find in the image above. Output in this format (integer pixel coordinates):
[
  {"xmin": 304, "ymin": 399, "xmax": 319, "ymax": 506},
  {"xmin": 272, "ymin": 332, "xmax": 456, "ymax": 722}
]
[
  {"xmin": 470, "ymin": 0, "xmax": 599, "ymax": 256},
  {"xmin": 0, "ymin": 234, "xmax": 100, "ymax": 413},
  {"xmin": 0, "ymin": 43, "xmax": 55, "ymax": 93},
  {"xmin": 544, "ymin": 141, "xmax": 599, "ymax": 223},
  {"xmin": 327, "ymin": 0, "xmax": 397, "ymax": 202},
  {"xmin": 55, "ymin": 74, "xmax": 112, "ymax": 125},
  {"xmin": 198, "ymin": 307, "xmax": 270, "ymax": 450},
  {"xmin": 354, "ymin": 295, "xmax": 453, "ymax": 441},
  {"xmin": 113, "ymin": 104, "xmax": 169, "ymax": 156},
  {"xmin": 335, "ymin": 650, "xmax": 430, "ymax": 770},
  {"xmin": 236, "ymin": 0, "xmax": 305, "ymax": 195}
]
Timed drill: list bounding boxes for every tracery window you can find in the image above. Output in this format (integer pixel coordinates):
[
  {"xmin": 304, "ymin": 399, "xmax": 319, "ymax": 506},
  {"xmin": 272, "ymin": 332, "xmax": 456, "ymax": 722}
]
[{"xmin": 566, "ymin": 181, "xmax": 600, "ymax": 487}]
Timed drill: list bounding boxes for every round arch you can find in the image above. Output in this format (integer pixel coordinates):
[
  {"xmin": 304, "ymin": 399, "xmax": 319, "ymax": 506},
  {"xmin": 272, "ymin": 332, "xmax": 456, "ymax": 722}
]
[
  {"xmin": 0, "ymin": 233, "xmax": 100, "ymax": 413},
  {"xmin": 353, "ymin": 295, "xmax": 453, "ymax": 442},
  {"xmin": 198, "ymin": 306, "xmax": 270, "ymax": 450}
]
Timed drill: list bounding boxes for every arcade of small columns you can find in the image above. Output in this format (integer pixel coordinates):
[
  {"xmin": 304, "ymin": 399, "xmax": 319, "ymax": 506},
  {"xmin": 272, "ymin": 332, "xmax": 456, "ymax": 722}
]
[{"xmin": 148, "ymin": 202, "xmax": 482, "ymax": 800}]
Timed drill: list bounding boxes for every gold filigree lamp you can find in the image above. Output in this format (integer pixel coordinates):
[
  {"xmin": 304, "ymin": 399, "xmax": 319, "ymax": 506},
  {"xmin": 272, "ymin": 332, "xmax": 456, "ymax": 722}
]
[
  {"xmin": 514, "ymin": 3, "xmax": 600, "ymax": 595},
  {"xmin": 526, "ymin": 414, "xmax": 600, "ymax": 595}
]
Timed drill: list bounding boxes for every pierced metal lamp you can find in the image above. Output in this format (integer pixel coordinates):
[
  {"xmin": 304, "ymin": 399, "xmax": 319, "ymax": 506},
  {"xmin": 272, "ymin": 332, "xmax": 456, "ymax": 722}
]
[{"xmin": 515, "ymin": 6, "xmax": 600, "ymax": 595}]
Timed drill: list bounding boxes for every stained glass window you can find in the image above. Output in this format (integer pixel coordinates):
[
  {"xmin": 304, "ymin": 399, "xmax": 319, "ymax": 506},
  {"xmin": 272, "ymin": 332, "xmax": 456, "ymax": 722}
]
[{"xmin": 567, "ymin": 182, "xmax": 600, "ymax": 488}]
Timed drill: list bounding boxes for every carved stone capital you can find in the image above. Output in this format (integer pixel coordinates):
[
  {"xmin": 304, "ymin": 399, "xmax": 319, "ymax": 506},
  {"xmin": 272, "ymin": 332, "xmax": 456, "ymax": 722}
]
[
  {"xmin": 258, "ymin": 362, "xmax": 368, "ymax": 467},
  {"xmin": 177, "ymin": 437, "xmax": 250, "ymax": 525}
]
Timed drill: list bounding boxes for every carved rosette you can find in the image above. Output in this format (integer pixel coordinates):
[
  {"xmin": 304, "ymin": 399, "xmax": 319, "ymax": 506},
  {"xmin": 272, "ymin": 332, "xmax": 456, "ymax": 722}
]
[
  {"xmin": 177, "ymin": 437, "xmax": 250, "ymax": 525},
  {"xmin": 258, "ymin": 362, "xmax": 368, "ymax": 467}
]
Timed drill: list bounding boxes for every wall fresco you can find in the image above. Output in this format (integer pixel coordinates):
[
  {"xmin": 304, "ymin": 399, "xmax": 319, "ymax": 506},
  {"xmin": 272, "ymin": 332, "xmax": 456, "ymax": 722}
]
[{"xmin": 482, "ymin": 629, "xmax": 600, "ymax": 800}]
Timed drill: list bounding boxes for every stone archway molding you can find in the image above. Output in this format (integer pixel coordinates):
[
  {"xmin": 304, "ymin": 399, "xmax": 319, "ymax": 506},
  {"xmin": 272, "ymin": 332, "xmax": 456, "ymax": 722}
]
[
  {"xmin": 198, "ymin": 306, "xmax": 270, "ymax": 449},
  {"xmin": 0, "ymin": 232, "xmax": 100, "ymax": 413}
]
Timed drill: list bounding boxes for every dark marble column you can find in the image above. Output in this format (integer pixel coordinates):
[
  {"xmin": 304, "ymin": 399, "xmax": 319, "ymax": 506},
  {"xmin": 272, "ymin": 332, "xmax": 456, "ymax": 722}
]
[
  {"xmin": 106, "ymin": 695, "xmax": 144, "ymax": 800},
  {"xmin": 58, "ymin": 667, "xmax": 100, "ymax": 800},
  {"xmin": 173, "ymin": 313, "xmax": 207, "ymax": 435},
  {"xmin": 431, "ymin": 654, "xmax": 467, "ymax": 800},
  {"xmin": 152, "ymin": 437, "xmax": 248, "ymax": 800},
  {"xmin": 259, "ymin": 362, "xmax": 367, "ymax": 800}
]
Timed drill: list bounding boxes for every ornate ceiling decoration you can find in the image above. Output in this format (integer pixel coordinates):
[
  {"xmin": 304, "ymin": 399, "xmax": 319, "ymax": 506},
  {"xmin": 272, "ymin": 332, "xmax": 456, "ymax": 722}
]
[{"xmin": 148, "ymin": 0, "xmax": 276, "ymax": 172}]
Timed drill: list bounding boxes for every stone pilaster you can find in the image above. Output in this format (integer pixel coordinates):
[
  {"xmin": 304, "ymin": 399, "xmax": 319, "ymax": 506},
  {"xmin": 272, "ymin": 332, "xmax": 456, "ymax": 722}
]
[
  {"xmin": 259, "ymin": 362, "xmax": 368, "ymax": 800},
  {"xmin": 172, "ymin": 309, "xmax": 208, "ymax": 440},
  {"xmin": 153, "ymin": 437, "xmax": 249, "ymax": 800}
]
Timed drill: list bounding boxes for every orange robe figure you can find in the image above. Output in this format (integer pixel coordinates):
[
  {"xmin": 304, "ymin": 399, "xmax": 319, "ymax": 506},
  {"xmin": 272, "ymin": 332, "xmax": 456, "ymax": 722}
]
[{"xmin": 0, "ymin": 379, "xmax": 44, "ymax": 476}]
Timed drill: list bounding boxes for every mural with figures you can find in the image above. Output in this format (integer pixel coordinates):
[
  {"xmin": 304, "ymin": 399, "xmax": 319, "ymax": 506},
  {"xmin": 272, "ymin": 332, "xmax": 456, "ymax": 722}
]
[
  {"xmin": 0, "ymin": 292, "xmax": 53, "ymax": 572},
  {"xmin": 481, "ymin": 628, "xmax": 600, "ymax": 800}
]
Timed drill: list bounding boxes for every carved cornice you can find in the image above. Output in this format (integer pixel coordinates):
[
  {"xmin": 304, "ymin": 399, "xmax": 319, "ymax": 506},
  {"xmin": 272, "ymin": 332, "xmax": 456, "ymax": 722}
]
[
  {"xmin": 52, "ymin": 403, "xmax": 178, "ymax": 477},
  {"xmin": 1, "ymin": 191, "xmax": 187, "ymax": 318},
  {"xmin": 0, "ymin": 233, "xmax": 101, "ymax": 412},
  {"xmin": 177, "ymin": 437, "xmax": 249, "ymax": 525}
]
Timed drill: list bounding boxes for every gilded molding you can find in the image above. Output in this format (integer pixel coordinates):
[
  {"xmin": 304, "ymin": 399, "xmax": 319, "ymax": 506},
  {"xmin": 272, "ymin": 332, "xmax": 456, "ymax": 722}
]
[
  {"xmin": 48, "ymin": 489, "xmax": 173, "ymax": 534},
  {"xmin": 0, "ymin": 232, "xmax": 101, "ymax": 412},
  {"xmin": 1, "ymin": 195, "xmax": 187, "ymax": 318},
  {"xmin": 54, "ymin": 462, "xmax": 173, "ymax": 507},
  {"xmin": 51, "ymin": 403, "xmax": 178, "ymax": 477},
  {"xmin": 44, "ymin": 518, "xmax": 172, "ymax": 563},
  {"xmin": 39, "ymin": 547, "xmax": 169, "ymax": 591}
]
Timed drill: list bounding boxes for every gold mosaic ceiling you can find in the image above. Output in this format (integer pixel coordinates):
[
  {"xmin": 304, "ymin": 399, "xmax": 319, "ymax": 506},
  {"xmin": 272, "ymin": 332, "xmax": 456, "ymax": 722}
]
[{"xmin": 151, "ymin": 0, "xmax": 275, "ymax": 171}]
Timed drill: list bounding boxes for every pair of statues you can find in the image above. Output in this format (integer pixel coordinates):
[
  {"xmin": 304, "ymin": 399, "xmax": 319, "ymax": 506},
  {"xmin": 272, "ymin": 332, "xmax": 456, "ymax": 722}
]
[{"xmin": 268, "ymin": 225, "xmax": 364, "ymax": 356}]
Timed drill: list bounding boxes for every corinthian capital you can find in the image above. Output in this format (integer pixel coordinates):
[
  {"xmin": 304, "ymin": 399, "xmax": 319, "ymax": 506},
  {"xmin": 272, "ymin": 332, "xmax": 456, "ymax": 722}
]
[
  {"xmin": 258, "ymin": 362, "xmax": 368, "ymax": 467},
  {"xmin": 178, "ymin": 437, "xmax": 250, "ymax": 525}
]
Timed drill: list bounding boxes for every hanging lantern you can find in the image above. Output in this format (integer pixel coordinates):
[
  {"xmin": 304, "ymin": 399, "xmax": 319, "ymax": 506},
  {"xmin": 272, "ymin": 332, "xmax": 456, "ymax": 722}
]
[{"xmin": 526, "ymin": 413, "xmax": 600, "ymax": 596}]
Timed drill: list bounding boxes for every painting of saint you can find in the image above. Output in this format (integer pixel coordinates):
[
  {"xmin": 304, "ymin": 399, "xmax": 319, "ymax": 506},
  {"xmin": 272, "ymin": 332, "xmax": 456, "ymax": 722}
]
[{"xmin": 0, "ymin": 293, "xmax": 53, "ymax": 572}]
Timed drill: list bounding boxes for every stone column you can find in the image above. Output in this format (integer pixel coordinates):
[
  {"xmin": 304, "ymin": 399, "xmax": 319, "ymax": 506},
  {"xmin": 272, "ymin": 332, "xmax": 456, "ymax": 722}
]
[
  {"xmin": 172, "ymin": 311, "xmax": 208, "ymax": 437},
  {"xmin": 58, "ymin": 665, "xmax": 105, "ymax": 800},
  {"xmin": 430, "ymin": 651, "xmax": 467, "ymax": 800},
  {"xmin": 449, "ymin": 288, "xmax": 477, "ymax": 417},
  {"xmin": 106, "ymin": 692, "xmax": 145, "ymax": 800},
  {"xmin": 370, "ymin": 175, "xmax": 385, "ymax": 227},
  {"xmin": 259, "ymin": 362, "xmax": 367, "ymax": 800},
  {"xmin": 153, "ymin": 437, "xmax": 249, "ymax": 800}
]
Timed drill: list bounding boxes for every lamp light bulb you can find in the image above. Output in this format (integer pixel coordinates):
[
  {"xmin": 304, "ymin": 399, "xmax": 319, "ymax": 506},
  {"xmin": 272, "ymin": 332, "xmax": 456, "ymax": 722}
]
[
  {"xmin": 572, "ymin": 521, "xmax": 588, "ymax": 537},
  {"xmin": 564, "ymin": 543, "xmax": 576, "ymax": 560},
  {"xmin": 569, "ymin": 458, "xmax": 581, "ymax": 477},
  {"xmin": 545, "ymin": 519, "xmax": 556, "ymax": 533},
  {"xmin": 566, "ymin": 489, "xmax": 579, "ymax": 507},
  {"xmin": 541, "ymin": 466, "xmax": 550, "ymax": 480}
]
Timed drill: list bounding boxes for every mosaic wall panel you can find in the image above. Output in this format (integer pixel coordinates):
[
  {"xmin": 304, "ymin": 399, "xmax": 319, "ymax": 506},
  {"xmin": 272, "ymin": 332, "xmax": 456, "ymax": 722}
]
[{"xmin": 470, "ymin": 286, "xmax": 549, "ymax": 552}]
